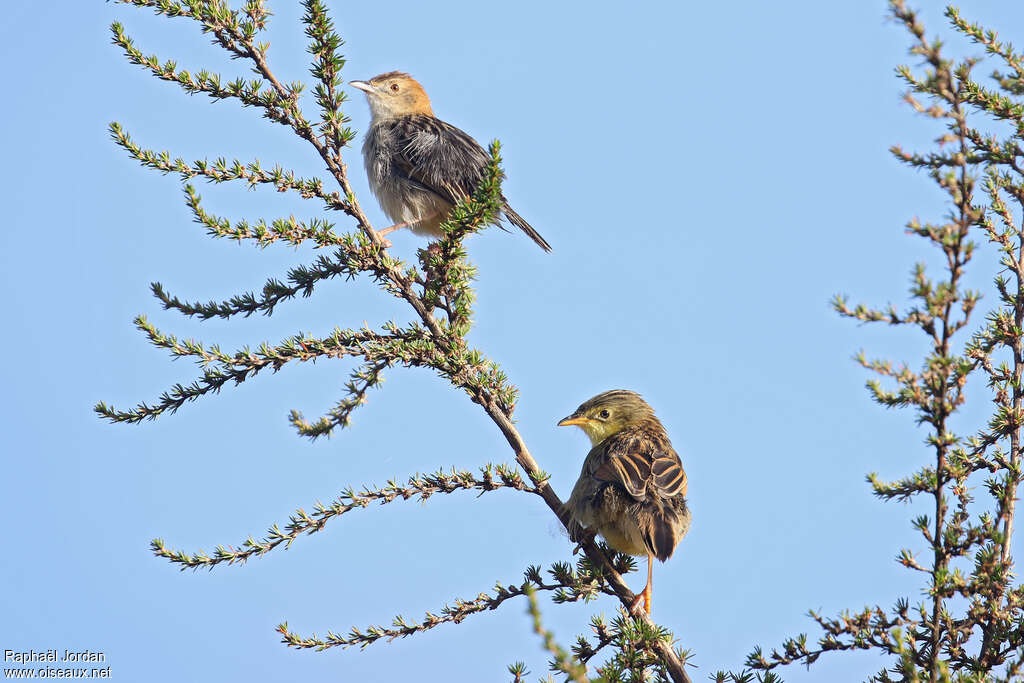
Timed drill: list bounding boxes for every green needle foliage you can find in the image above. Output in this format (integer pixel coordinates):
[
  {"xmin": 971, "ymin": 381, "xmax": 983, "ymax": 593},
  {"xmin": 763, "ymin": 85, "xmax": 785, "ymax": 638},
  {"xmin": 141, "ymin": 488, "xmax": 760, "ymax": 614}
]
[
  {"xmin": 100, "ymin": 1, "xmax": 691, "ymax": 680},
  {"xmin": 721, "ymin": 3, "xmax": 1024, "ymax": 681}
]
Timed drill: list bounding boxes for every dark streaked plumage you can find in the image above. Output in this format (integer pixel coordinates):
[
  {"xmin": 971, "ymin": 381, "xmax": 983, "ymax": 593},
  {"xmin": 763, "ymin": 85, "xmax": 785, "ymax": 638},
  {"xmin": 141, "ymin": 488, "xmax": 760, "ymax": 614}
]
[
  {"xmin": 363, "ymin": 114, "xmax": 488, "ymax": 233},
  {"xmin": 559, "ymin": 390, "xmax": 690, "ymax": 613},
  {"xmin": 350, "ymin": 72, "xmax": 551, "ymax": 251}
]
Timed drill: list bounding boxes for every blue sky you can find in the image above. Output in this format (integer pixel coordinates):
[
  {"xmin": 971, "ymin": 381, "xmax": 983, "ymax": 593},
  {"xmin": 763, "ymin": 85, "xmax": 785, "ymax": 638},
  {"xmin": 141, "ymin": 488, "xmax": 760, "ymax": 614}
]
[{"xmin": 4, "ymin": 1, "xmax": 1024, "ymax": 681}]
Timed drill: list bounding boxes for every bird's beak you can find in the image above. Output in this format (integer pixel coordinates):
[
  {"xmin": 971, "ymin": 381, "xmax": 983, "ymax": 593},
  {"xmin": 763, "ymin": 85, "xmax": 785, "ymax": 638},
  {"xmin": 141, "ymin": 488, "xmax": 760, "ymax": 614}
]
[
  {"xmin": 558, "ymin": 414, "xmax": 591, "ymax": 427},
  {"xmin": 350, "ymin": 80, "xmax": 374, "ymax": 93}
]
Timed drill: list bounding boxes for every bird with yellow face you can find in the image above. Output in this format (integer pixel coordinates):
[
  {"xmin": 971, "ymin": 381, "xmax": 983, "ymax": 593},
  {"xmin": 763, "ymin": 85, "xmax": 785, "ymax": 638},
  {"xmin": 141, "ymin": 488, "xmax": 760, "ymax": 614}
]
[
  {"xmin": 350, "ymin": 71, "xmax": 551, "ymax": 251},
  {"xmin": 558, "ymin": 390, "xmax": 690, "ymax": 614}
]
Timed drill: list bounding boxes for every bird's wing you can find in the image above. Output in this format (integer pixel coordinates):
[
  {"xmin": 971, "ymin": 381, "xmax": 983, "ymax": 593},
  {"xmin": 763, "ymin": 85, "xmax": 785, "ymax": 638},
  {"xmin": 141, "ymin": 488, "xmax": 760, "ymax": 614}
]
[
  {"xmin": 588, "ymin": 429, "xmax": 687, "ymax": 501},
  {"xmin": 389, "ymin": 115, "xmax": 491, "ymax": 205}
]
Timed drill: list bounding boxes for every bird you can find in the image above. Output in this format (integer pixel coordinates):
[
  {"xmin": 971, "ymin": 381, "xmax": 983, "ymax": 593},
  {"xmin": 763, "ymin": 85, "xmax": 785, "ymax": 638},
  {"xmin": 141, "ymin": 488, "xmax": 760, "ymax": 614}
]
[
  {"xmin": 349, "ymin": 72, "xmax": 551, "ymax": 251},
  {"xmin": 558, "ymin": 390, "xmax": 690, "ymax": 615}
]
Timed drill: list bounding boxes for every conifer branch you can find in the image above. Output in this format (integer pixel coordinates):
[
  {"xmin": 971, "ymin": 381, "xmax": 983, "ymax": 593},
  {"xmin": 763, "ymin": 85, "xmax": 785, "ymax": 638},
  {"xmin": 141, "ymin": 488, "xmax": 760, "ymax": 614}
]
[
  {"xmin": 571, "ymin": 614, "xmax": 617, "ymax": 666},
  {"xmin": 96, "ymin": 317, "xmax": 400, "ymax": 423},
  {"xmin": 180, "ymin": 183, "xmax": 345, "ymax": 248},
  {"xmin": 288, "ymin": 360, "xmax": 387, "ymax": 439},
  {"xmin": 109, "ymin": 123, "xmax": 347, "ymax": 211},
  {"xmin": 111, "ymin": 22, "xmax": 294, "ymax": 130},
  {"xmin": 303, "ymin": 0, "xmax": 354, "ymax": 157},
  {"xmin": 745, "ymin": 604, "xmax": 910, "ymax": 671},
  {"xmin": 276, "ymin": 561, "xmax": 619, "ymax": 653},
  {"xmin": 152, "ymin": 465, "xmax": 537, "ymax": 570},
  {"xmin": 524, "ymin": 586, "xmax": 588, "ymax": 683},
  {"xmin": 832, "ymin": 294, "xmax": 935, "ymax": 328},
  {"xmin": 151, "ymin": 245, "xmax": 360, "ymax": 320}
]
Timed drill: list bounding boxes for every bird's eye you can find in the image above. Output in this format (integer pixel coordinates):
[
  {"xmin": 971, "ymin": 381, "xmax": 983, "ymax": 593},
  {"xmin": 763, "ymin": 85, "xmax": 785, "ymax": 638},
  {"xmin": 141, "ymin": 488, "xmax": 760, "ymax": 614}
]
[
  {"xmin": 389, "ymin": 82, "xmax": 400, "ymax": 92},
  {"xmin": 599, "ymin": 409, "xmax": 610, "ymax": 419}
]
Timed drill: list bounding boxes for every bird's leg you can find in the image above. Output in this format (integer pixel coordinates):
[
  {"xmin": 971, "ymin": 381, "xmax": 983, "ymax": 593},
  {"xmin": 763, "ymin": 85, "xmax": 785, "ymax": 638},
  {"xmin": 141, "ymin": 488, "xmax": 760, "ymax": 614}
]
[
  {"xmin": 377, "ymin": 211, "xmax": 443, "ymax": 239},
  {"xmin": 643, "ymin": 554, "xmax": 653, "ymax": 614},
  {"xmin": 376, "ymin": 221, "xmax": 411, "ymax": 237},
  {"xmin": 367, "ymin": 223, "xmax": 403, "ymax": 248},
  {"xmin": 629, "ymin": 554, "xmax": 654, "ymax": 615}
]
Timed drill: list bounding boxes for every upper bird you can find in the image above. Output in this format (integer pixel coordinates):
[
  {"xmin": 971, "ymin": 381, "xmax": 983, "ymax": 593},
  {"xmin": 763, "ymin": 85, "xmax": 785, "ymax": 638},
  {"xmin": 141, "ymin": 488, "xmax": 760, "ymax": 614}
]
[
  {"xmin": 559, "ymin": 390, "xmax": 690, "ymax": 614},
  {"xmin": 350, "ymin": 72, "xmax": 551, "ymax": 251}
]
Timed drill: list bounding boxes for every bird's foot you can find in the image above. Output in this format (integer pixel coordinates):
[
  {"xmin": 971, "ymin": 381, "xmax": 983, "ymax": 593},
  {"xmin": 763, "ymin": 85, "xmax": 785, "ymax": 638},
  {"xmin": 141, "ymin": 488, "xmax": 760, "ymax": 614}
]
[
  {"xmin": 628, "ymin": 593, "xmax": 647, "ymax": 616},
  {"xmin": 627, "ymin": 595, "xmax": 652, "ymax": 616}
]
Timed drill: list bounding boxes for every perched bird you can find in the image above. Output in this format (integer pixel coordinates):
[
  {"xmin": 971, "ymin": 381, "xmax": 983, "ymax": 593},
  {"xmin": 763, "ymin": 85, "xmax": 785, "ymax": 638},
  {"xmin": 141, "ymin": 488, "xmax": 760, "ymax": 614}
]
[
  {"xmin": 350, "ymin": 72, "xmax": 551, "ymax": 251},
  {"xmin": 559, "ymin": 390, "xmax": 690, "ymax": 614}
]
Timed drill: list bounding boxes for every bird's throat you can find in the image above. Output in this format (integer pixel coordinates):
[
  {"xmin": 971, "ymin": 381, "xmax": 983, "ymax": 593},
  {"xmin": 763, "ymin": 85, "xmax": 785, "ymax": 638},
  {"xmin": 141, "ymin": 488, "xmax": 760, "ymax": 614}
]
[{"xmin": 581, "ymin": 421, "xmax": 621, "ymax": 447}]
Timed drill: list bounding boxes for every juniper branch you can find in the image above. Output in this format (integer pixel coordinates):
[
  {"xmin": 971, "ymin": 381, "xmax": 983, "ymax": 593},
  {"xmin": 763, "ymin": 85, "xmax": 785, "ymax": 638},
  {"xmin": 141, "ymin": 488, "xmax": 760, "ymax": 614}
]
[
  {"xmin": 152, "ymin": 465, "xmax": 536, "ymax": 570},
  {"xmin": 833, "ymin": 294, "xmax": 935, "ymax": 328},
  {"xmin": 303, "ymin": 0, "xmax": 355, "ymax": 157},
  {"xmin": 111, "ymin": 22, "xmax": 294, "ymax": 130},
  {"xmin": 288, "ymin": 360, "xmax": 387, "ymax": 439},
  {"xmin": 151, "ymin": 246, "xmax": 361, "ymax": 320},
  {"xmin": 95, "ymin": 317, "xmax": 399, "ymax": 423},
  {"xmin": 581, "ymin": 609, "xmax": 691, "ymax": 683},
  {"xmin": 745, "ymin": 603, "xmax": 910, "ymax": 671},
  {"xmin": 108, "ymin": 123, "xmax": 348, "ymax": 214},
  {"xmin": 523, "ymin": 586, "xmax": 588, "ymax": 683},
  {"xmin": 572, "ymin": 614, "xmax": 617, "ymax": 666},
  {"xmin": 276, "ymin": 563, "xmax": 613, "ymax": 654},
  {"xmin": 181, "ymin": 183, "xmax": 345, "ymax": 249}
]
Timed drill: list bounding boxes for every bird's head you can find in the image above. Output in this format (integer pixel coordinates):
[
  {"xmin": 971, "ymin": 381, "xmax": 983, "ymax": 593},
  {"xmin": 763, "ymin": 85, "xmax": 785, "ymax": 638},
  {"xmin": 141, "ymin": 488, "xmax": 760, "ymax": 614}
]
[
  {"xmin": 350, "ymin": 72, "xmax": 434, "ymax": 120},
  {"xmin": 557, "ymin": 390, "xmax": 657, "ymax": 446}
]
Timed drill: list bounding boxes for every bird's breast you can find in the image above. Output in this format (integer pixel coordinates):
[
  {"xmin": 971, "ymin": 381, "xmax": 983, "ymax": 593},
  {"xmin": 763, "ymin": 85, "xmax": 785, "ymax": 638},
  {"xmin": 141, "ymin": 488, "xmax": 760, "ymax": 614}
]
[
  {"xmin": 361, "ymin": 125, "xmax": 393, "ymax": 197},
  {"xmin": 361, "ymin": 124, "xmax": 451, "ymax": 235}
]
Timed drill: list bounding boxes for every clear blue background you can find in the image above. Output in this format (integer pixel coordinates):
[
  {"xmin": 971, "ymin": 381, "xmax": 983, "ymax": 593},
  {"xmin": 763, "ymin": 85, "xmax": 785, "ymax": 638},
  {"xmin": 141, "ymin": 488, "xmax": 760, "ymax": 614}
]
[{"xmin": 3, "ymin": 1, "xmax": 1023, "ymax": 681}]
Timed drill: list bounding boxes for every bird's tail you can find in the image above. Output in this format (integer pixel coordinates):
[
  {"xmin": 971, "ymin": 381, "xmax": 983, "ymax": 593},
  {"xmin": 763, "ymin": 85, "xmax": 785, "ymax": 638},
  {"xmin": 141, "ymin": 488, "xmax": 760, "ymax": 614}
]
[
  {"xmin": 502, "ymin": 200, "xmax": 552, "ymax": 252},
  {"xmin": 642, "ymin": 499, "xmax": 691, "ymax": 562}
]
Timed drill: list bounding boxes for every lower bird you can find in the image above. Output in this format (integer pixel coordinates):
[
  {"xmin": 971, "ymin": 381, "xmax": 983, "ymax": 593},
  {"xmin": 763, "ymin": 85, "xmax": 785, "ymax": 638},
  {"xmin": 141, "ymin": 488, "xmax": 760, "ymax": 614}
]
[
  {"xmin": 558, "ymin": 390, "xmax": 690, "ymax": 614},
  {"xmin": 350, "ymin": 71, "xmax": 551, "ymax": 251}
]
